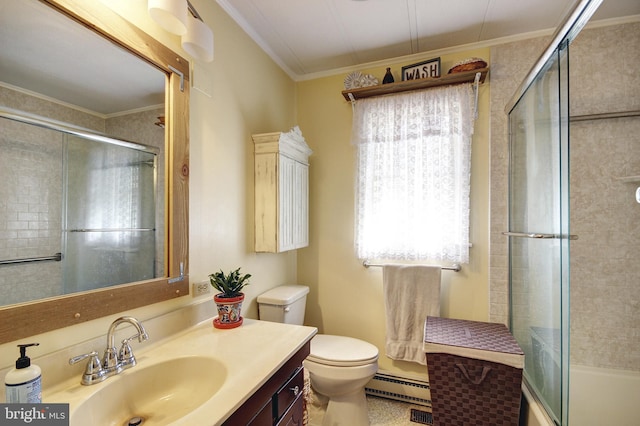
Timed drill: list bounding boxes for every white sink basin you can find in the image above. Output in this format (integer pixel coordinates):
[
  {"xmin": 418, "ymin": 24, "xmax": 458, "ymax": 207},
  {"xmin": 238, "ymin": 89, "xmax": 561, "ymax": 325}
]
[{"xmin": 70, "ymin": 356, "xmax": 227, "ymax": 425}]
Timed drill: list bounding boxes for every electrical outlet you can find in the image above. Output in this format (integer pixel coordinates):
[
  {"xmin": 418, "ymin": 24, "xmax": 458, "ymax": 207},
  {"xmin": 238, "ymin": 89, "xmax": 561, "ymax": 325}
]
[{"xmin": 192, "ymin": 281, "xmax": 211, "ymax": 297}]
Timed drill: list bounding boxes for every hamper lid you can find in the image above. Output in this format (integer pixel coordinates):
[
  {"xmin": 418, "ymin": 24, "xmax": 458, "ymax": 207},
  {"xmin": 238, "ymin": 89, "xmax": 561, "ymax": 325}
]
[
  {"xmin": 424, "ymin": 316, "xmax": 524, "ymax": 369},
  {"xmin": 307, "ymin": 334, "xmax": 379, "ymax": 367},
  {"xmin": 257, "ymin": 285, "xmax": 309, "ymax": 305}
]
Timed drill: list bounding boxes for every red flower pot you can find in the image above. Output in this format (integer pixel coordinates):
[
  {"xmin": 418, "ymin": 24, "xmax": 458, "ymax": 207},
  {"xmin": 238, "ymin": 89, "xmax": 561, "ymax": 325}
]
[{"xmin": 213, "ymin": 293, "xmax": 244, "ymax": 329}]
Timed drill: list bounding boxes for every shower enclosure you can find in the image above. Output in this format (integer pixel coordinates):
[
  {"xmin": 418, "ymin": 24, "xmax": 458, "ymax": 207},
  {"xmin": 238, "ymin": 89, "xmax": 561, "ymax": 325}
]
[
  {"xmin": 505, "ymin": 0, "xmax": 640, "ymax": 424},
  {"xmin": 0, "ymin": 109, "xmax": 160, "ymax": 305},
  {"xmin": 506, "ymin": 43, "xmax": 571, "ymax": 424}
]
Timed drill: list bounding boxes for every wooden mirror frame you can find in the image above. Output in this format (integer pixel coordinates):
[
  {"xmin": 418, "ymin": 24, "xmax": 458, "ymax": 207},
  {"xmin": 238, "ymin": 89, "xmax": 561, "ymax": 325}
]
[{"xmin": 0, "ymin": 0, "xmax": 190, "ymax": 344}]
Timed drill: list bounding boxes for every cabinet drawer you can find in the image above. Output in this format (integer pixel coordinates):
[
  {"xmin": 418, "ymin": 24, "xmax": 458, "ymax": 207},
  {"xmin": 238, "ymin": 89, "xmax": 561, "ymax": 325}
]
[
  {"xmin": 276, "ymin": 392, "xmax": 303, "ymax": 426},
  {"xmin": 247, "ymin": 398, "xmax": 273, "ymax": 426},
  {"xmin": 275, "ymin": 367, "xmax": 304, "ymax": 420}
]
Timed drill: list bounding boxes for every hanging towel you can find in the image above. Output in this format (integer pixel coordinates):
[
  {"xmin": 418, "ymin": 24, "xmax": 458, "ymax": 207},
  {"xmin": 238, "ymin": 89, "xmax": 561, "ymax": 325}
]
[{"xmin": 383, "ymin": 265, "xmax": 441, "ymax": 365}]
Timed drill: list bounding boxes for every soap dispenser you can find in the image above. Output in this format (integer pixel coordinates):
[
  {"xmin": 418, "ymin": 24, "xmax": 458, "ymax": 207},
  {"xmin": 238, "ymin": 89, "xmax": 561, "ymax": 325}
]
[{"xmin": 5, "ymin": 343, "xmax": 42, "ymax": 403}]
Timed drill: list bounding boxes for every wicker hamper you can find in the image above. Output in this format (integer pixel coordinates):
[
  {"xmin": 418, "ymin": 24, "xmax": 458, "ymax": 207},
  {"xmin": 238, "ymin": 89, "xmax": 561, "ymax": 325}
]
[{"xmin": 424, "ymin": 316, "xmax": 524, "ymax": 426}]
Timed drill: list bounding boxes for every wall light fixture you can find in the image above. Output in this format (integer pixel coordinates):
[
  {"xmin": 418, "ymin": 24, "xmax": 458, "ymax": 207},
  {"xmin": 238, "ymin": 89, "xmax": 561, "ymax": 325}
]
[
  {"xmin": 148, "ymin": 0, "xmax": 188, "ymax": 35},
  {"xmin": 182, "ymin": 3, "xmax": 214, "ymax": 62},
  {"xmin": 148, "ymin": 0, "xmax": 214, "ymax": 63}
]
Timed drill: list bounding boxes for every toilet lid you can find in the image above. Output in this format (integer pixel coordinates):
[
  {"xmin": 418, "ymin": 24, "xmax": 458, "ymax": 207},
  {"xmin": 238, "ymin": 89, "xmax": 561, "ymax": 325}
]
[{"xmin": 307, "ymin": 334, "xmax": 379, "ymax": 367}]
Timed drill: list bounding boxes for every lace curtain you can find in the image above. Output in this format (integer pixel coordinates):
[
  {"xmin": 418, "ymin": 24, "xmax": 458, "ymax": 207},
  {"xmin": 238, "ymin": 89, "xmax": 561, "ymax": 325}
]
[{"xmin": 352, "ymin": 83, "xmax": 475, "ymax": 263}]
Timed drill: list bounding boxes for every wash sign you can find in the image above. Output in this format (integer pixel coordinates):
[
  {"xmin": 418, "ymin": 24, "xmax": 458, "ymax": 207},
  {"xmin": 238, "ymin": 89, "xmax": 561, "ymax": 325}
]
[
  {"xmin": 0, "ymin": 404, "xmax": 68, "ymax": 425},
  {"xmin": 402, "ymin": 57, "xmax": 441, "ymax": 81}
]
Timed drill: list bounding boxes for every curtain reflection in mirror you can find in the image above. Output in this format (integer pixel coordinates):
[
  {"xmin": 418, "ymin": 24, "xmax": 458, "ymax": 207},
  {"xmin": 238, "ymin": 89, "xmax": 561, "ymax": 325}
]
[
  {"xmin": 0, "ymin": 111, "xmax": 162, "ymax": 305},
  {"xmin": 63, "ymin": 135, "xmax": 157, "ymax": 293}
]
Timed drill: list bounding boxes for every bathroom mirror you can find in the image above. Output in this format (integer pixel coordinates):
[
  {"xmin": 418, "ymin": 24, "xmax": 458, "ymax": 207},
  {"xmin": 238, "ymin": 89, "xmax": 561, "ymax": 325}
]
[{"xmin": 0, "ymin": 0, "xmax": 190, "ymax": 343}]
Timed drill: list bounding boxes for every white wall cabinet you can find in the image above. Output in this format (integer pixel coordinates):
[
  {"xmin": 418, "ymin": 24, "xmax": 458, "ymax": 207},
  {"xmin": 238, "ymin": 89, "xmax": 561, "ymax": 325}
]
[{"xmin": 253, "ymin": 127, "xmax": 312, "ymax": 253}]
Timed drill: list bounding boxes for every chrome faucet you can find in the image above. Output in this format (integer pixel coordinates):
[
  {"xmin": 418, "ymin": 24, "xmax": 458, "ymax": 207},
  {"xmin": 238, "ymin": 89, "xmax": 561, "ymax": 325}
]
[
  {"xmin": 102, "ymin": 316, "xmax": 149, "ymax": 374},
  {"xmin": 69, "ymin": 316, "xmax": 149, "ymax": 385}
]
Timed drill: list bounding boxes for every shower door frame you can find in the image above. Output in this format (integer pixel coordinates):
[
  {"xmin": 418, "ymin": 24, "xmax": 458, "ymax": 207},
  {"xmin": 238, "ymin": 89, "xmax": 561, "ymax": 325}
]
[
  {"xmin": 506, "ymin": 43, "xmax": 571, "ymax": 425},
  {"xmin": 504, "ymin": 1, "xmax": 603, "ymax": 424}
]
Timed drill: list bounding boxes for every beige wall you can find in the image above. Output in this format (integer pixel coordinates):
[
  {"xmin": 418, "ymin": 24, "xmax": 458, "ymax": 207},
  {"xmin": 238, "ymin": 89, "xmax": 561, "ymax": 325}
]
[
  {"xmin": 0, "ymin": 0, "xmax": 298, "ymax": 367},
  {"xmin": 296, "ymin": 49, "xmax": 491, "ymax": 378}
]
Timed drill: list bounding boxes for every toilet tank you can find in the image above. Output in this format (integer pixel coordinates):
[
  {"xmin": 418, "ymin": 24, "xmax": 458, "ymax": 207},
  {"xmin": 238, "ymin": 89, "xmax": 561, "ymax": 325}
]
[{"xmin": 257, "ymin": 285, "xmax": 309, "ymax": 325}]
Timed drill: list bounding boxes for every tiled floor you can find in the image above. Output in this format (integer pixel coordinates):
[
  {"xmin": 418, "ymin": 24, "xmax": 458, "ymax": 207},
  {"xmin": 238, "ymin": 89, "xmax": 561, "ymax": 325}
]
[
  {"xmin": 368, "ymin": 396, "xmax": 430, "ymax": 426},
  {"xmin": 308, "ymin": 395, "xmax": 428, "ymax": 426},
  {"xmin": 304, "ymin": 373, "xmax": 430, "ymax": 426}
]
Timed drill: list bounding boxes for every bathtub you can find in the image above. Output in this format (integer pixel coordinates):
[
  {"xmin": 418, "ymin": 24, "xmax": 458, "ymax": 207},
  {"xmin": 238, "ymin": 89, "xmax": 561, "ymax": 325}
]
[{"xmin": 522, "ymin": 365, "xmax": 640, "ymax": 425}]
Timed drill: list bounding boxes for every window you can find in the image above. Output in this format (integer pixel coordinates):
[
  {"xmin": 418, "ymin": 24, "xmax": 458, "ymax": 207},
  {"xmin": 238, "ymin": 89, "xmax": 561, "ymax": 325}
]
[{"xmin": 352, "ymin": 84, "xmax": 475, "ymax": 263}]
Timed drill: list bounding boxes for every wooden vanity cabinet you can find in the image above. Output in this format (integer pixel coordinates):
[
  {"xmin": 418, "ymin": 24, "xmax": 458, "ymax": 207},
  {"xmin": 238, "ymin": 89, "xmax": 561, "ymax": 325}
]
[{"xmin": 222, "ymin": 341, "xmax": 310, "ymax": 426}]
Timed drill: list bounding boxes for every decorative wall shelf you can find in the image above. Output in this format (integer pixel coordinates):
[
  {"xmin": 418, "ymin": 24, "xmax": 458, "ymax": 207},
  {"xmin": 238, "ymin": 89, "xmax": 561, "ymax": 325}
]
[{"xmin": 341, "ymin": 68, "xmax": 488, "ymax": 101}]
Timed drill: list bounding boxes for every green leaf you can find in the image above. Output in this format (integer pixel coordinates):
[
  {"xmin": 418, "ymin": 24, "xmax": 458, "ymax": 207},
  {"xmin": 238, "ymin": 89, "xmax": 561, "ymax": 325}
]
[{"xmin": 208, "ymin": 267, "xmax": 251, "ymax": 298}]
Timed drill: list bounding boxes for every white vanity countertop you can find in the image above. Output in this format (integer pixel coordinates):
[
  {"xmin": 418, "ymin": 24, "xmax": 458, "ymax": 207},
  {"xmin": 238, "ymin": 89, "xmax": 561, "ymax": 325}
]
[{"xmin": 45, "ymin": 318, "xmax": 317, "ymax": 425}]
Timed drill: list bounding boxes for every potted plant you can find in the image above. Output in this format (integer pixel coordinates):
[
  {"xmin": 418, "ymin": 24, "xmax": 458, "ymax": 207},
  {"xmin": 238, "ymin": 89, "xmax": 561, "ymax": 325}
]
[{"xmin": 209, "ymin": 267, "xmax": 251, "ymax": 329}]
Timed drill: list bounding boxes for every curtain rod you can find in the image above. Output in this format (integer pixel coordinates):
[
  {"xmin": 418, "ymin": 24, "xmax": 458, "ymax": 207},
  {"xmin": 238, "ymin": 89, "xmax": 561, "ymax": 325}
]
[{"xmin": 363, "ymin": 260, "xmax": 461, "ymax": 272}]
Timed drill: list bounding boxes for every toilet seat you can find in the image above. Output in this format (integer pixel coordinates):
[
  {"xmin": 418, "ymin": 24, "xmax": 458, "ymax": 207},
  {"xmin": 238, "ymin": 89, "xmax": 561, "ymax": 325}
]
[{"xmin": 308, "ymin": 334, "xmax": 379, "ymax": 367}]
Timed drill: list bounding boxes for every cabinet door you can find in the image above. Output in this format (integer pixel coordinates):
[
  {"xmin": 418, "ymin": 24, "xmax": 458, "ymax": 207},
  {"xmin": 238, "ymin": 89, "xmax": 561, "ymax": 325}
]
[
  {"xmin": 275, "ymin": 155, "xmax": 309, "ymax": 253},
  {"xmin": 293, "ymin": 161, "xmax": 309, "ymax": 249},
  {"xmin": 278, "ymin": 155, "xmax": 296, "ymax": 251},
  {"xmin": 276, "ymin": 395, "xmax": 303, "ymax": 426},
  {"xmin": 248, "ymin": 399, "xmax": 274, "ymax": 426}
]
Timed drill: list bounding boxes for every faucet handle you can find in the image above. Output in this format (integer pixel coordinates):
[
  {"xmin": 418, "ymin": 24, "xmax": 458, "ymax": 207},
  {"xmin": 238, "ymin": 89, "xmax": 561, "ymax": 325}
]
[
  {"xmin": 119, "ymin": 334, "xmax": 143, "ymax": 369},
  {"xmin": 69, "ymin": 351, "xmax": 106, "ymax": 385}
]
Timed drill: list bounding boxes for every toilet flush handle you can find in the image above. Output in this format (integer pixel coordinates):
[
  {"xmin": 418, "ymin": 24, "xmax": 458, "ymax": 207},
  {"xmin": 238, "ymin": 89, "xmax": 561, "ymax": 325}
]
[{"xmin": 284, "ymin": 307, "xmax": 290, "ymax": 312}]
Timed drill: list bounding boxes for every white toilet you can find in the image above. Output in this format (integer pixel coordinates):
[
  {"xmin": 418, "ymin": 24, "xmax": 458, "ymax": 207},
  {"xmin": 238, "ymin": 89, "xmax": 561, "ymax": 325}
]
[{"xmin": 257, "ymin": 285, "xmax": 379, "ymax": 426}]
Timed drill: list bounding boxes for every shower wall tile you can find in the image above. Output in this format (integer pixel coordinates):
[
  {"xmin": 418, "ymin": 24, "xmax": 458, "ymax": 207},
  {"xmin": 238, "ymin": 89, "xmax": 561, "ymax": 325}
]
[
  {"xmin": 489, "ymin": 35, "xmax": 550, "ymax": 325},
  {"xmin": 0, "ymin": 117, "xmax": 63, "ymax": 304},
  {"xmin": 570, "ymin": 119, "xmax": 640, "ymax": 370},
  {"xmin": 490, "ymin": 22, "xmax": 640, "ymax": 371},
  {"xmin": 568, "ymin": 21, "xmax": 640, "ymax": 370}
]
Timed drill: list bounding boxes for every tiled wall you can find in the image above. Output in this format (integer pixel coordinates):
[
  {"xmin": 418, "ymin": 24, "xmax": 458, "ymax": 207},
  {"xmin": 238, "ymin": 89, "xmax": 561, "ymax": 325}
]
[
  {"xmin": 490, "ymin": 22, "xmax": 640, "ymax": 370},
  {"xmin": 488, "ymin": 35, "xmax": 550, "ymax": 326},
  {"xmin": 0, "ymin": 118, "xmax": 64, "ymax": 303},
  {"xmin": 566, "ymin": 22, "xmax": 639, "ymax": 370}
]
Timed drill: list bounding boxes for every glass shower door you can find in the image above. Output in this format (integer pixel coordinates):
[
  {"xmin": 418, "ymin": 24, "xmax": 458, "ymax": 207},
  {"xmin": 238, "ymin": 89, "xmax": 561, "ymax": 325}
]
[
  {"xmin": 507, "ymin": 42, "xmax": 571, "ymax": 425},
  {"xmin": 63, "ymin": 134, "xmax": 157, "ymax": 293}
]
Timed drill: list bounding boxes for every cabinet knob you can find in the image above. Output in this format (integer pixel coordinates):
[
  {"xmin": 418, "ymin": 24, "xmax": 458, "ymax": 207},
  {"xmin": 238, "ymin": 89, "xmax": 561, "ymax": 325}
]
[{"xmin": 290, "ymin": 385, "xmax": 300, "ymax": 396}]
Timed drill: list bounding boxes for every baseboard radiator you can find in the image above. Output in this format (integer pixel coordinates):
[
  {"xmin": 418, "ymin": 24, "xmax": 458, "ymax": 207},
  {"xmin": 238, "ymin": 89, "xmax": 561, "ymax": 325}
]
[{"xmin": 365, "ymin": 371, "xmax": 432, "ymax": 408}]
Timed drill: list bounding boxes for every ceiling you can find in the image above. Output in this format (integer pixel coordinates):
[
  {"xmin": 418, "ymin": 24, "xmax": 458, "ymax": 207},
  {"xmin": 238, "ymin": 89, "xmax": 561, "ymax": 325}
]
[
  {"xmin": 217, "ymin": 0, "xmax": 640, "ymax": 79},
  {"xmin": 0, "ymin": 0, "xmax": 637, "ymax": 115},
  {"xmin": 0, "ymin": 0, "xmax": 165, "ymax": 116}
]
